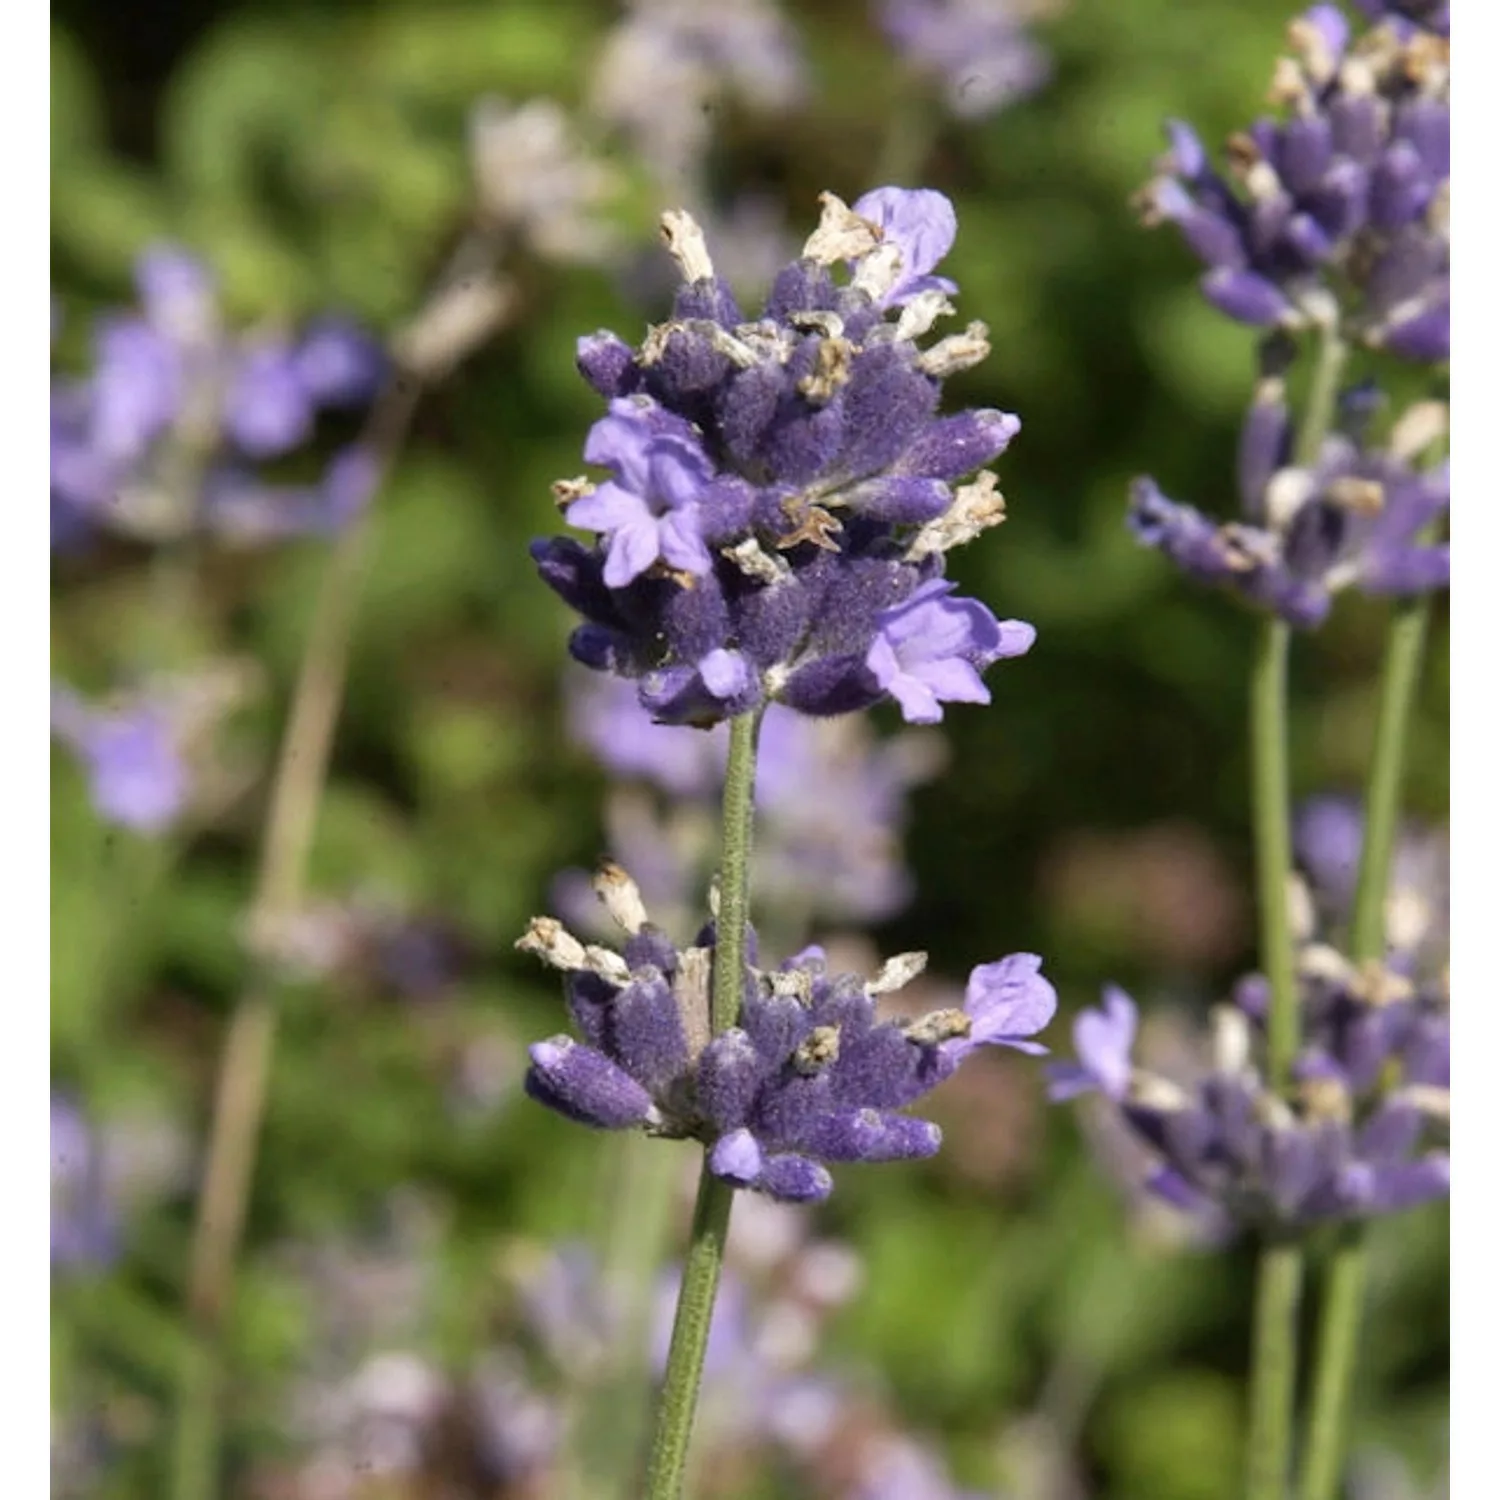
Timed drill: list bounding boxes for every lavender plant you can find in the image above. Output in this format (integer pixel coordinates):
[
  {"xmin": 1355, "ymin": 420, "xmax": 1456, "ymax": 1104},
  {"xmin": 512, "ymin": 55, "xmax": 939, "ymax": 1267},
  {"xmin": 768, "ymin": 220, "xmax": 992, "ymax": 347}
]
[
  {"xmin": 1048, "ymin": 7, "xmax": 1449, "ymax": 1498},
  {"xmin": 519, "ymin": 185, "xmax": 1056, "ymax": 1496}
]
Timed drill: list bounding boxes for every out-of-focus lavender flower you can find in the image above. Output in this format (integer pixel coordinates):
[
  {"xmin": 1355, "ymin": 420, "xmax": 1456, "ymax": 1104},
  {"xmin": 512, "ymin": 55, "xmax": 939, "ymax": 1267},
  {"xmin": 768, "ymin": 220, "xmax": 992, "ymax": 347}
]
[
  {"xmin": 1046, "ymin": 984, "xmax": 1138, "ymax": 1101},
  {"xmin": 1137, "ymin": 7, "xmax": 1448, "ymax": 358},
  {"xmin": 518, "ymin": 865, "xmax": 1055, "ymax": 1202},
  {"xmin": 875, "ymin": 0, "xmax": 1053, "ymax": 120},
  {"xmin": 51, "ymin": 1093, "xmax": 191, "ymax": 1271},
  {"xmin": 1051, "ymin": 964, "xmax": 1448, "ymax": 1233},
  {"xmin": 51, "ymin": 245, "xmax": 383, "ymax": 550},
  {"xmin": 590, "ymin": 0, "xmax": 807, "ymax": 190},
  {"xmin": 1129, "ymin": 390, "xmax": 1447, "ymax": 627},
  {"xmin": 1293, "ymin": 794, "xmax": 1448, "ymax": 976},
  {"xmin": 51, "ymin": 1095, "xmax": 117, "ymax": 1269},
  {"xmin": 534, "ymin": 188, "xmax": 1034, "ymax": 727},
  {"xmin": 469, "ymin": 96, "xmax": 619, "ymax": 263},
  {"xmin": 849, "ymin": 1433, "xmax": 990, "ymax": 1500},
  {"xmin": 51, "ymin": 667, "xmax": 258, "ymax": 834},
  {"xmin": 559, "ymin": 673, "xmax": 942, "ymax": 937}
]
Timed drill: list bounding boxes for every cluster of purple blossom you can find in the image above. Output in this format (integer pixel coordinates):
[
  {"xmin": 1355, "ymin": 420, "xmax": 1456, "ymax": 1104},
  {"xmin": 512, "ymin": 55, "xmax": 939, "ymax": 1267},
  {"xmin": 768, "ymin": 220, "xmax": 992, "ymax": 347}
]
[
  {"xmin": 1136, "ymin": 3, "xmax": 1448, "ymax": 355},
  {"xmin": 520, "ymin": 863, "xmax": 1054, "ymax": 1203},
  {"xmin": 534, "ymin": 186, "xmax": 1035, "ymax": 729},
  {"xmin": 51, "ymin": 246, "xmax": 383, "ymax": 552},
  {"xmin": 1128, "ymin": 2, "xmax": 1449, "ymax": 627},
  {"xmin": 557, "ymin": 671, "xmax": 941, "ymax": 940},
  {"xmin": 1049, "ymin": 801, "xmax": 1448, "ymax": 1233}
]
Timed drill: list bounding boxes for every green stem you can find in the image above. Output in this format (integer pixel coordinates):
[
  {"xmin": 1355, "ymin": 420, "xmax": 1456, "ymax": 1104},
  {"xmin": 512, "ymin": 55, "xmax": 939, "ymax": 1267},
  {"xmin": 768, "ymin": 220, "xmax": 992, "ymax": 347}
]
[
  {"xmin": 1251, "ymin": 617, "xmax": 1299, "ymax": 1090},
  {"xmin": 1246, "ymin": 1242, "xmax": 1306, "ymax": 1500},
  {"xmin": 642, "ymin": 710, "xmax": 761, "ymax": 1499},
  {"xmin": 1296, "ymin": 596, "xmax": 1431, "ymax": 1500},
  {"xmin": 1244, "ymin": 326, "xmax": 1347, "ymax": 1500}
]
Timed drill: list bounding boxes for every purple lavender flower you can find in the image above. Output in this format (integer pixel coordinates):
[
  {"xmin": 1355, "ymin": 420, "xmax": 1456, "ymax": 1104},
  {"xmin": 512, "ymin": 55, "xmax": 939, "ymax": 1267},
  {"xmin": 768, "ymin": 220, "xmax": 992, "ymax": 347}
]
[
  {"xmin": 1137, "ymin": 8, "xmax": 1449, "ymax": 358},
  {"xmin": 1129, "ymin": 388, "xmax": 1448, "ymax": 627},
  {"xmin": 518, "ymin": 867, "xmax": 1054, "ymax": 1203},
  {"xmin": 536, "ymin": 189, "xmax": 1034, "ymax": 726},
  {"xmin": 51, "ymin": 682, "xmax": 189, "ymax": 833},
  {"xmin": 51, "ymin": 244, "xmax": 383, "ymax": 550},
  {"xmin": 1045, "ymin": 985, "xmax": 1138, "ymax": 1101},
  {"xmin": 1051, "ymin": 975, "xmax": 1448, "ymax": 1232},
  {"xmin": 876, "ymin": 0, "xmax": 1051, "ymax": 120},
  {"xmin": 866, "ymin": 579, "xmax": 1033, "ymax": 723}
]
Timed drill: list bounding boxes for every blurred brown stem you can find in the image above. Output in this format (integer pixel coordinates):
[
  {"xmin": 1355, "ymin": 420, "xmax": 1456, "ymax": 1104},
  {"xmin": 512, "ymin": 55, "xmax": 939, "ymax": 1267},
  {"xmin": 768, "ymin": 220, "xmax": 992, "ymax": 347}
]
[{"xmin": 170, "ymin": 371, "xmax": 422, "ymax": 1500}]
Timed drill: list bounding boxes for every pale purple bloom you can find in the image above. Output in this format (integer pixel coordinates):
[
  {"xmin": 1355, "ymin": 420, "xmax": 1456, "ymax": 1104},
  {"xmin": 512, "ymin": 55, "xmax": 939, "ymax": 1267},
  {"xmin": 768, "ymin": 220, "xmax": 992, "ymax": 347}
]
[
  {"xmin": 567, "ymin": 398, "xmax": 715, "ymax": 586},
  {"xmin": 866, "ymin": 579, "xmax": 1034, "ymax": 724},
  {"xmin": 1046, "ymin": 985, "xmax": 1138, "ymax": 1100},
  {"xmin": 943, "ymin": 953, "xmax": 1057, "ymax": 1062},
  {"xmin": 851, "ymin": 186, "xmax": 959, "ymax": 305},
  {"xmin": 876, "ymin": 0, "xmax": 1051, "ymax": 121}
]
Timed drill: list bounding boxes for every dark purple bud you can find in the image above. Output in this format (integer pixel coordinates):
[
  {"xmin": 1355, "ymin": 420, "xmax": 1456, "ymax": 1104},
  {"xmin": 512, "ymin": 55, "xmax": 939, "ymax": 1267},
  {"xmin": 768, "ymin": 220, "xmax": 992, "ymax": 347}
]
[
  {"xmin": 834, "ymin": 1027, "xmax": 930, "ymax": 1109},
  {"xmin": 741, "ymin": 990, "xmax": 812, "ymax": 1068},
  {"xmin": 1237, "ymin": 385, "xmax": 1291, "ymax": 519},
  {"xmin": 1369, "ymin": 143, "xmax": 1433, "ymax": 231},
  {"xmin": 735, "ymin": 576, "xmax": 815, "ymax": 670},
  {"xmin": 526, "ymin": 1037, "xmax": 657, "ymax": 1129},
  {"xmin": 578, "ymin": 331, "xmax": 640, "ymax": 399},
  {"xmin": 756, "ymin": 1153, "xmax": 834, "ymax": 1203},
  {"xmin": 609, "ymin": 972, "xmax": 689, "ymax": 1092},
  {"xmin": 1356, "ymin": 1098, "xmax": 1423, "ymax": 1165},
  {"xmin": 1328, "ymin": 95, "xmax": 1383, "ymax": 166},
  {"xmin": 531, "ymin": 537, "xmax": 620, "ymax": 624},
  {"xmin": 896, "ymin": 408, "xmax": 1020, "ymax": 480},
  {"xmin": 1395, "ymin": 98, "xmax": 1450, "ymax": 181},
  {"xmin": 566, "ymin": 971, "xmax": 620, "ymax": 1050},
  {"xmin": 776, "ymin": 653, "xmax": 883, "ymax": 717},
  {"xmin": 661, "ymin": 570, "xmax": 731, "ymax": 662},
  {"xmin": 764, "ymin": 261, "xmax": 837, "ymax": 321},
  {"xmin": 1368, "ymin": 1155, "xmax": 1449, "ymax": 1213},
  {"xmin": 844, "ymin": 476, "xmax": 952, "ymax": 524},
  {"xmin": 719, "ymin": 364, "xmax": 786, "ymax": 470},
  {"xmin": 674, "ymin": 277, "xmax": 743, "ymax": 328},
  {"xmin": 569, "ymin": 624, "xmax": 641, "ymax": 674},
  {"xmin": 1382, "ymin": 298, "xmax": 1449, "ymax": 362},
  {"xmin": 698, "ymin": 476, "xmax": 757, "ymax": 544},
  {"xmin": 625, "ymin": 926, "xmax": 680, "ymax": 975},
  {"xmin": 790, "ymin": 1105, "xmax": 940, "ymax": 1163},
  {"xmin": 697, "ymin": 1030, "xmax": 766, "ymax": 1130},
  {"xmin": 839, "ymin": 344, "xmax": 939, "ymax": 478},
  {"xmin": 1284, "ymin": 212, "xmax": 1336, "ymax": 265},
  {"xmin": 1278, "ymin": 116, "xmax": 1334, "ymax": 196},
  {"xmin": 760, "ymin": 391, "xmax": 847, "ymax": 485},
  {"xmin": 1201, "ymin": 268, "xmax": 1292, "ymax": 327}
]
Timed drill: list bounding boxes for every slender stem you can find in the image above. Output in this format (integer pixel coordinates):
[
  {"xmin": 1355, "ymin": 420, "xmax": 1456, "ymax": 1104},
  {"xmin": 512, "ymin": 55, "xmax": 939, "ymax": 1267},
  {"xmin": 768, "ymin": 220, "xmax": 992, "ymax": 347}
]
[
  {"xmin": 643, "ymin": 710, "xmax": 761, "ymax": 1500},
  {"xmin": 1246, "ymin": 1242, "xmax": 1305, "ymax": 1500},
  {"xmin": 1296, "ymin": 596, "xmax": 1431, "ymax": 1500},
  {"xmin": 1244, "ymin": 326, "xmax": 1348, "ymax": 1500},
  {"xmin": 1252, "ymin": 617, "xmax": 1299, "ymax": 1090},
  {"xmin": 169, "ymin": 376, "xmax": 422, "ymax": 1500},
  {"xmin": 710, "ymin": 709, "xmax": 762, "ymax": 1035}
]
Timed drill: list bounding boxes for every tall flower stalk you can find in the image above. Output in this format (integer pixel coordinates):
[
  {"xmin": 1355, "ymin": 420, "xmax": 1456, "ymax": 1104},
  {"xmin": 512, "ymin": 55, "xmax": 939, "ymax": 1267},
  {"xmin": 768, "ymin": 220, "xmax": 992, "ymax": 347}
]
[
  {"xmin": 518, "ymin": 185, "xmax": 1058, "ymax": 1491},
  {"xmin": 1297, "ymin": 592, "xmax": 1431, "ymax": 1500}
]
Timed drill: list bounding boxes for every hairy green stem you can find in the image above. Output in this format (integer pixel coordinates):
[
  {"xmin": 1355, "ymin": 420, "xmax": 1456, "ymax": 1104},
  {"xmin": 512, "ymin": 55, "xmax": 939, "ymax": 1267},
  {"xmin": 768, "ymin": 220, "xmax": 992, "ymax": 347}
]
[
  {"xmin": 1246, "ymin": 1242, "xmax": 1306, "ymax": 1500},
  {"xmin": 1296, "ymin": 596, "xmax": 1430, "ymax": 1500},
  {"xmin": 643, "ymin": 710, "xmax": 761, "ymax": 1499},
  {"xmin": 169, "ymin": 376, "xmax": 422, "ymax": 1500}
]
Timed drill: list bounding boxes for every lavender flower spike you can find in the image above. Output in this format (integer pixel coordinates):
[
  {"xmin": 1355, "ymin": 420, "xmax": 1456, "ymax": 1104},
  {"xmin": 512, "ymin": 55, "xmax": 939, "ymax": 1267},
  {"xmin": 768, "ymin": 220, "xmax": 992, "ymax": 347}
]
[
  {"xmin": 535, "ymin": 187, "xmax": 1034, "ymax": 727},
  {"xmin": 517, "ymin": 865, "xmax": 1055, "ymax": 1202}
]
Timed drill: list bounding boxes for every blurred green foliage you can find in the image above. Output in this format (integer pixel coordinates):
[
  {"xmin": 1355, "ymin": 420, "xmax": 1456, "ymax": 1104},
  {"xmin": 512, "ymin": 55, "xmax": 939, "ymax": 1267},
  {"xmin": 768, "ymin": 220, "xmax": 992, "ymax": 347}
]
[{"xmin": 51, "ymin": 1, "xmax": 1447, "ymax": 1496}]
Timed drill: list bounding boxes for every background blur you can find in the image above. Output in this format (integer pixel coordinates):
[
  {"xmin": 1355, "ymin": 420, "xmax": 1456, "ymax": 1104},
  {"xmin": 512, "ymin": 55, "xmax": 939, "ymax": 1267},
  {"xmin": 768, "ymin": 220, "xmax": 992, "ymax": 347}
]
[{"xmin": 50, "ymin": 1, "xmax": 1449, "ymax": 1497}]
